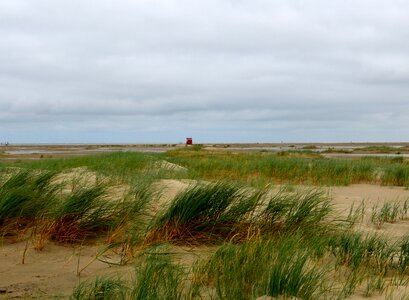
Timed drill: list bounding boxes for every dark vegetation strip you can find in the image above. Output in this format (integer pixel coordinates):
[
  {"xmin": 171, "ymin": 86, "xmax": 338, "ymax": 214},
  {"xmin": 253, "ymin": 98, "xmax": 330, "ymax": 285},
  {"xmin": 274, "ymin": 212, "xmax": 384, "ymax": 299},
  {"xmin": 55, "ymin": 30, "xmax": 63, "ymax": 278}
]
[
  {"xmin": 2, "ymin": 149, "xmax": 409, "ymax": 186},
  {"xmin": 166, "ymin": 149, "xmax": 409, "ymax": 186}
]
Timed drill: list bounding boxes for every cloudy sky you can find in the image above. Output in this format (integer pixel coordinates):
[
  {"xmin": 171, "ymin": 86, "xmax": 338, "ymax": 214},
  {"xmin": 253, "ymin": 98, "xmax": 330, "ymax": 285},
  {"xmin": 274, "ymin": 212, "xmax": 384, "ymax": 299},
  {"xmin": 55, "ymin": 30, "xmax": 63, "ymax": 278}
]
[{"xmin": 1, "ymin": 0, "xmax": 409, "ymax": 143}]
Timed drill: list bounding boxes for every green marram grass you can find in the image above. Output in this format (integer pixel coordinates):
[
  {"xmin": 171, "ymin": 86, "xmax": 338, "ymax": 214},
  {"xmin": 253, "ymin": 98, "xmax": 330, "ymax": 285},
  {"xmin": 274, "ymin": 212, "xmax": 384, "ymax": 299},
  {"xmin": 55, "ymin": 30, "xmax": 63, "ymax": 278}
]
[
  {"xmin": 260, "ymin": 188, "xmax": 333, "ymax": 234},
  {"xmin": 146, "ymin": 182, "xmax": 263, "ymax": 244},
  {"xmin": 193, "ymin": 235, "xmax": 328, "ymax": 300},
  {"xmin": 2, "ymin": 150, "xmax": 409, "ymax": 186},
  {"xmin": 2, "ymin": 151, "xmax": 409, "ymax": 298},
  {"xmin": 0, "ymin": 168, "xmax": 153, "ymax": 246}
]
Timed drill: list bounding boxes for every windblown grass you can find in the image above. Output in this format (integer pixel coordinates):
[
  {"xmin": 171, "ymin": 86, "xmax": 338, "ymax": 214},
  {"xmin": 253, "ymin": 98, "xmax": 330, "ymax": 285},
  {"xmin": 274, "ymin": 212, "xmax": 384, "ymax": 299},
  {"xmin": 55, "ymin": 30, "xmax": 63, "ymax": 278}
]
[
  {"xmin": 194, "ymin": 235, "xmax": 328, "ymax": 300},
  {"xmin": 369, "ymin": 199, "xmax": 409, "ymax": 229},
  {"xmin": 3, "ymin": 152, "xmax": 409, "ymax": 298},
  {"xmin": 260, "ymin": 189, "xmax": 333, "ymax": 234},
  {"xmin": 2, "ymin": 152, "xmax": 162, "ymax": 184},
  {"xmin": 131, "ymin": 247, "xmax": 186, "ymax": 300},
  {"xmin": 166, "ymin": 149, "xmax": 409, "ymax": 186},
  {"xmin": 67, "ymin": 182, "xmax": 409, "ymax": 299},
  {"xmin": 382, "ymin": 164, "xmax": 409, "ymax": 187},
  {"xmin": 145, "ymin": 183, "xmax": 335, "ymax": 245},
  {"xmin": 146, "ymin": 182, "xmax": 262, "ymax": 244},
  {"xmin": 44, "ymin": 185, "xmax": 115, "ymax": 243},
  {"xmin": 0, "ymin": 170, "xmax": 59, "ymax": 235},
  {"xmin": 329, "ymin": 231, "xmax": 395, "ymax": 272},
  {"xmin": 0, "ymin": 169, "xmax": 152, "ymax": 247},
  {"xmin": 3, "ymin": 149, "xmax": 409, "ymax": 186}
]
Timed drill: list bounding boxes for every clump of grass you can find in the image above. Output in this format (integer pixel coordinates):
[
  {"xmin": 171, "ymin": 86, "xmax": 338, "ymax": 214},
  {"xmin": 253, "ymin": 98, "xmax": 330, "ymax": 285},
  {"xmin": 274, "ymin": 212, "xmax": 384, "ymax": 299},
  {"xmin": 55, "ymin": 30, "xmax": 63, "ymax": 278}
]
[
  {"xmin": 106, "ymin": 183, "xmax": 155, "ymax": 262},
  {"xmin": 72, "ymin": 277, "xmax": 128, "ymax": 300},
  {"xmin": 259, "ymin": 189, "xmax": 333, "ymax": 234},
  {"xmin": 382, "ymin": 164, "xmax": 409, "ymax": 187},
  {"xmin": 397, "ymin": 234, "xmax": 409, "ymax": 273},
  {"xmin": 371, "ymin": 200, "xmax": 409, "ymax": 229},
  {"xmin": 146, "ymin": 182, "xmax": 263, "ymax": 244},
  {"xmin": 194, "ymin": 235, "xmax": 328, "ymax": 299},
  {"xmin": 44, "ymin": 185, "xmax": 116, "ymax": 243},
  {"xmin": 132, "ymin": 247, "xmax": 186, "ymax": 299},
  {"xmin": 329, "ymin": 231, "xmax": 394, "ymax": 273},
  {"xmin": 363, "ymin": 273, "xmax": 386, "ymax": 298},
  {"xmin": 0, "ymin": 170, "xmax": 59, "ymax": 235},
  {"xmin": 346, "ymin": 200, "xmax": 366, "ymax": 227},
  {"xmin": 0, "ymin": 168, "xmax": 154, "ymax": 247}
]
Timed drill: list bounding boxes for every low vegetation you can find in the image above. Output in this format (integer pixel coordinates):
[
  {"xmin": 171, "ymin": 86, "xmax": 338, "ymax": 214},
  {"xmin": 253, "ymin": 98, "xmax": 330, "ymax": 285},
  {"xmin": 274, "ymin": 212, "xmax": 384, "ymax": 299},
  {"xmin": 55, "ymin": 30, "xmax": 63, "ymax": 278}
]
[{"xmin": 2, "ymin": 150, "xmax": 409, "ymax": 298}]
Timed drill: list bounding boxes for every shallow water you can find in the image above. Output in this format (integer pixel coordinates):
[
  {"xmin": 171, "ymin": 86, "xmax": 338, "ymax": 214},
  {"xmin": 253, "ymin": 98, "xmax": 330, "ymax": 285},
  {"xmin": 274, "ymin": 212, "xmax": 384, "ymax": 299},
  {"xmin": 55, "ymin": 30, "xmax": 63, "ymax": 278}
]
[
  {"xmin": 323, "ymin": 153, "xmax": 409, "ymax": 158},
  {"xmin": 4, "ymin": 147, "xmax": 173, "ymax": 155}
]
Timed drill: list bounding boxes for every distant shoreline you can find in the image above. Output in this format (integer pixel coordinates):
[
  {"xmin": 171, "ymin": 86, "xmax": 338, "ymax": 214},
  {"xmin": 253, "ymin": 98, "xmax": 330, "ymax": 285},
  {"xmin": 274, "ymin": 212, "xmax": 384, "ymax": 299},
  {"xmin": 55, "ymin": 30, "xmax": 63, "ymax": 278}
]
[{"xmin": 2, "ymin": 142, "xmax": 409, "ymax": 160}]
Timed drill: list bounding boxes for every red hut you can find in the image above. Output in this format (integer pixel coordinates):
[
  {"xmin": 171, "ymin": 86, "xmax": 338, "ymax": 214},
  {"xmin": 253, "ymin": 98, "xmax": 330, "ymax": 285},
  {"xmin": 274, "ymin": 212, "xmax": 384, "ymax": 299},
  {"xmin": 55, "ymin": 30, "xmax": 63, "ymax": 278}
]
[{"xmin": 186, "ymin": 137, "xmax": 193, "ymax": 145}]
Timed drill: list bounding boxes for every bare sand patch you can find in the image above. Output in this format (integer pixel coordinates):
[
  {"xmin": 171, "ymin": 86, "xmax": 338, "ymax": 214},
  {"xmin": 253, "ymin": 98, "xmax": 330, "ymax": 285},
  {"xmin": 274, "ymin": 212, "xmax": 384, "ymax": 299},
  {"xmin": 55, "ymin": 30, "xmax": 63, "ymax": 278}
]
[
  {"xmin": 329, "ymin": 184, "xmax": 409, "ymax": 213},
  {"xmin": 0, "ymin": 240, "xmax": 133, "ymax": 299},
  {"xmin": 327, "ymin": 184, "xmax": 409, "ymax": 240}
]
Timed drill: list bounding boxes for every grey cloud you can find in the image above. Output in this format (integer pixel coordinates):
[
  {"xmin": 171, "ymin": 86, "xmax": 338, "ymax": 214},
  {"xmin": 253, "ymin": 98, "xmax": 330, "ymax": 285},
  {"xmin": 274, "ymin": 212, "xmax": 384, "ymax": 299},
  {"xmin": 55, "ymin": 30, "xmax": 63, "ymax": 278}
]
[{"xmin": 1, "ymin": 0, "xmax": 409, "ymax": 143}]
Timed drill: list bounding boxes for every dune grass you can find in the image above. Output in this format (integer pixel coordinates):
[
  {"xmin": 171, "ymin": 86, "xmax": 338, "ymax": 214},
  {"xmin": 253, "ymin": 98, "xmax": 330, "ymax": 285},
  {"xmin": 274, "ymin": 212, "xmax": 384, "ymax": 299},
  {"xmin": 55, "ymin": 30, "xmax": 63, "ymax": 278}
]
[
  {"xmin": 145, "ymin": 182, "xmax": 262, "ymax": 244},
  {"xmin": 371, "ymin": 200, "xmax": 407, "ymax": 229},
  {"xmin": 166, "ymin": 149, "xmax": 409, "ymax": 186},
  {"xmin": 2, "ymin": 149, "xmax": 409, "ymax": 186},
  {"xmin": 68, "ymin": 178, "xmax": 409, "ymax": 299},
  {"xmin": 193, "ymin": 235, "xmax": 328, "ymax": 300},
  {"xmin": 3, "ymin": 151, "xmax": 409, "ymax": 298},
  {"xmin": 0, "ymin": 170, "xmax": 59, "ymax": 236},
  {"xmin": 72, "ymin": 277, "xmax": 128, "ymax": 300},
  {"xmin": 73, "ymin": 229, "xmax": 409, "ymax": 299},
  {"xmin": 0, "ymin": 169, "xmax": 152, "ymax": 247},
  {"xmin": 382, "ymin": 164, "xmax": 409, "ymax": 186},
  {"xmin": 260, "ymin": 189, "xmax": 333, "ymax": 234}
]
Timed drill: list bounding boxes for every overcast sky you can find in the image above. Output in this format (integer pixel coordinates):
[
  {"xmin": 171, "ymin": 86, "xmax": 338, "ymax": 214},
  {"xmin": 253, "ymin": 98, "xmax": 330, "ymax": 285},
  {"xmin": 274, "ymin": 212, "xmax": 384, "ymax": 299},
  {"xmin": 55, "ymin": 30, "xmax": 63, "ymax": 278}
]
[{"xmin": 1, "ymin": 0, "xmax": 409, "ymax": 143}]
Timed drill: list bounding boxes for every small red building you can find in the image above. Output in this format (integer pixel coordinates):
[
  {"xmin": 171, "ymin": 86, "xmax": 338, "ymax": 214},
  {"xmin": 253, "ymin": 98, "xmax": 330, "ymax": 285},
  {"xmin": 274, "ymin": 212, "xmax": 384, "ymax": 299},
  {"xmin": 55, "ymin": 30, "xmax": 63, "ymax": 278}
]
[{"xmin": 186, "ymin": 137, "xmax": 193, "ymax": 145}]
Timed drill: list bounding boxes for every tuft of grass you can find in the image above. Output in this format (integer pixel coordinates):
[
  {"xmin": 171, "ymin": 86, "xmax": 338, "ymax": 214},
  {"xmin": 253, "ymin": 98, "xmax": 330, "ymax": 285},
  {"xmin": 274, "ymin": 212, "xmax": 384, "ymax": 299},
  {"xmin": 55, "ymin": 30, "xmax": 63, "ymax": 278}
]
[
  {"xmin": 397, "ymin": 234, "xmax": 409, "ymax": 273},
  {"xmin": 106, "ymin": 182, "xmax": 155, "ymax": 262},
  {"xmin": 131, "ymin": 247, "xmax": 186, "ymax": 300},
  {"xmin": 0, "ymin": 170, "xmax": 59, "ymax": 235},
  {"xmin": 45, "ymin": 185, "xmax": 116, "ymax": 243},
  {"xmin": 371, "ymin": 200, "xmax": 409, "ymax": 229},
  {"xmin": 72, "ymin": 277, "xmax": 127, "ymax": 300},
  {"xmin": 382, "ymin": 164, "xmax": 409, "ymax": 187},
  {"xmin": 194, "ymin": 235, "xmax": 328, "ymax": 299},
  {"xmin": 346, "ymin": 200, "xmax": 366, "ymax": 227},
  {"xmin": 329, "ymin": 231, "xmax": 395, "ymax": 273},
  {"xmin": 260, "ymin": 189, "xmax": 333, "ymax": 234},
  {"xmin": 0, "ymin": 166, "xmax": 156, "ymax": 247},
  {"xmin": 146, "ymin": 182, "xmax": 263, "ymax": 244}
]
